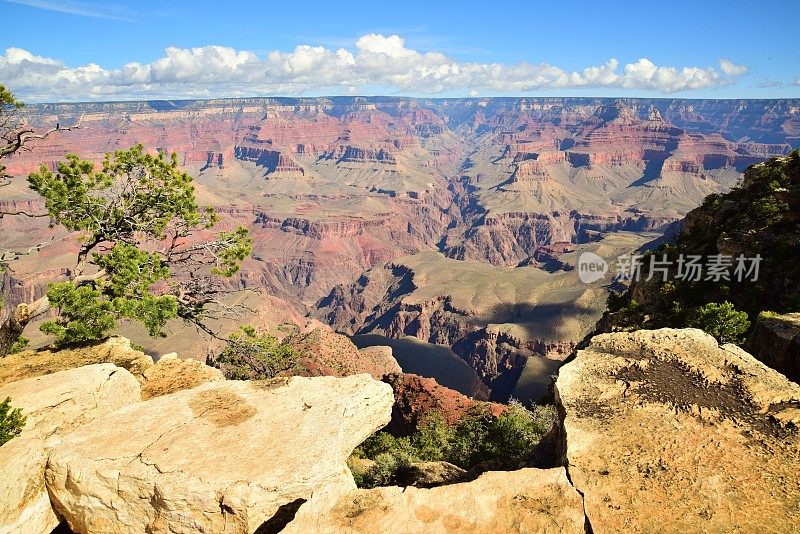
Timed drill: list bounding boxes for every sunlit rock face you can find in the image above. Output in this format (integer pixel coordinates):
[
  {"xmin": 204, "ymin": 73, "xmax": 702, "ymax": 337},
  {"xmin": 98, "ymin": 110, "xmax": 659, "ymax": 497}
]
[
  {"xmin": 45, "ymin": 375, "xmax": 393, "ymax": 534},
  {"xmin": 556, "ymin": 328, "xmax": 800, "ymax": 533}
]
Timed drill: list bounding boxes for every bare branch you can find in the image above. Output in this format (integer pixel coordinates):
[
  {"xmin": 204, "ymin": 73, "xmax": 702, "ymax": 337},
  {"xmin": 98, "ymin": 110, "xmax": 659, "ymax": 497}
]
[
  {"xmin": 0, "ymin": 117, "xmax": 83, "ymax": 158},
  {"xmin": 0, "ymin": 209, "xmax": 49, "ymax": 218},
  {"xmin": 0, "ymin": 236, "xmax": 57, "ymax": 263},
  {"xmin": 190, "ymin": 319, "xmax": 230, "ymax": 343}
]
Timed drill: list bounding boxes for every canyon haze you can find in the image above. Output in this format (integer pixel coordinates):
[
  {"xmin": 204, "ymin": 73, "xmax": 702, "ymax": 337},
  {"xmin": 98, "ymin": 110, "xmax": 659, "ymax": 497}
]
[{"xmin": 2, "ymin": 96, "xmax": 798, "ymax": 400}]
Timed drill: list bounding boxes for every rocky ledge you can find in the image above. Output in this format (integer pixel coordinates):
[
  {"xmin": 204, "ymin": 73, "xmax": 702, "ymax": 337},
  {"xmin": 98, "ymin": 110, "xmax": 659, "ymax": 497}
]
[
  {"xmin": 2, "ymin": 328, "xmax": 799, "ymax": 533},
  {"xmin": 556, "ymin": 328, "xmax": 800, "ymax": 533},
  {"xmin": 0, "ymin": 364, "xmax": 141, "ymax": 533},
  {"xmin": 0, "ymin": 338, "xmax": 394, "ymax": 533},
  {"xmin": 284, "ymin": 467, "xmax": 586, "ymax": 533}
]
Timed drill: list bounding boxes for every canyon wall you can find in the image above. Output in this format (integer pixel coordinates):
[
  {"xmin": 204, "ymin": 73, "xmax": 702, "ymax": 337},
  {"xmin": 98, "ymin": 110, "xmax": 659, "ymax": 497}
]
[{"xmin": 2, "ymin": 96, "xmax": 796, "ymax": 397}]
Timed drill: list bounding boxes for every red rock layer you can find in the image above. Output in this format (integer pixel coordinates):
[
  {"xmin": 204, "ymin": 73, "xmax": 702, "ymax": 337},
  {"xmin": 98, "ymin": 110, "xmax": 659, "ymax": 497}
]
[{"xmin": 382, "ymin": 373, "xmax": 506, "ymax": 436}]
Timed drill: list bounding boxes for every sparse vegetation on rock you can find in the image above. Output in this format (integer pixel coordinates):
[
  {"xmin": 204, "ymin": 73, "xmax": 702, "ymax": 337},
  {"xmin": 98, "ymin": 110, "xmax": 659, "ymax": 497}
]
[
  {"xmin": 604, "ymin": 150, "xmax": 800, "ymax": 352},
  {"xmin": 0, "ymin": 396, "xmax": 25, "ymax": 446},
  {"xmin": 207, "ymin": 325, "xmax": 299, "ymax": 380},
  {"xmin": 352, "ymin": 401, "xmax": 556, "ymax": 488},
  {"xmin": 684, "ymin": 301, "xmax": 750, "ymax": 344}
]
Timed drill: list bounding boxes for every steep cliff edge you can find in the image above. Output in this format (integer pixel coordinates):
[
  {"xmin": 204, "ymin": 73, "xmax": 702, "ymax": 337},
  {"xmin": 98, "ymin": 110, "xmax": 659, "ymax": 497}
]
[{"xmin": 600, "ymin": 150, "xmax": 800, "ymax": 379}]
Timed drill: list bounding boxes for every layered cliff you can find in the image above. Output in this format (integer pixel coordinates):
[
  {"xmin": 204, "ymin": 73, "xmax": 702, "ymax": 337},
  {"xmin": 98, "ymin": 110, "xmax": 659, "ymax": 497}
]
[{"xmin": 2, "ymin": 96, "xmax": 796, "ymax": 398}]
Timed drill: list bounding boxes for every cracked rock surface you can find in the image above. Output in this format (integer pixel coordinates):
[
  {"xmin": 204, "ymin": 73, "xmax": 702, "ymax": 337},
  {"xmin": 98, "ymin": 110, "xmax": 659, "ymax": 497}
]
[
  {"xmin": 44, "ymin": 375, "xmax": 393, "ymax": 534},
  {"xmin": 556, "ymin": 328, "xmax": 800, "ymax": 533},
  {"xmin": 283, "ymin": 467, "xmax": 586, "ymax": 533},
  {"xmin": 0, "ymin": 363, "xmax": 141, "ymax": 533}
]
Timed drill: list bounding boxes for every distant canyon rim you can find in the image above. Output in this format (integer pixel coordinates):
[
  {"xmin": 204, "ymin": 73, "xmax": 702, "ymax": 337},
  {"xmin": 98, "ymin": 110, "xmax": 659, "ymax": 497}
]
[{"xmin": 2, "ymin": 96, "xmax": 797, "ymax": 400}]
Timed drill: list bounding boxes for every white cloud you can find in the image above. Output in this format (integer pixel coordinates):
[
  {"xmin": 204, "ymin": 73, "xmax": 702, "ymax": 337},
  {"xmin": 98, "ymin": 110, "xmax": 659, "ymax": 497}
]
[
  {"xmin": 0, "ymin": 35, "xmax": 750, "ymax": 101},
  {"xmin": 719, "ymin": 59, "xmax": 749, "ymax": 76}
]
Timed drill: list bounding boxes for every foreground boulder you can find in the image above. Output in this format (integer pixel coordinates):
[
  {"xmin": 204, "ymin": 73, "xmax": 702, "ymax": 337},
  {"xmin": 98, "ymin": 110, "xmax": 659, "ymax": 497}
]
[
  {"xmin": 556, "ymin": 328, "xmax": 800, "ymax": 533},
  {"xmin": 284, "ymin": 467, "xmax": 586, "ymax": 533},
  {"xmin": 46, "ymin": 375, "xmax": 393, "ymax": 534},
  {"xmin": 0, "ymin": 364, "xmax": 140, "ymax": 533}
]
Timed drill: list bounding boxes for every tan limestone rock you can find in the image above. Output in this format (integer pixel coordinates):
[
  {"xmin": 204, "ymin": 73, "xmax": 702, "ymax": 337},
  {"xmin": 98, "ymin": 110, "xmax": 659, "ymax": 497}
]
[
  {"xmin": 284, "ymin": 467, "xmax": 586, "ymax": 533},
  {"xmin": 45, "ymin": 375, "xmax": 393, "ymax": 534},
  {"xmin": 0, "ymin": 364, "xmax": 141, "ymax": 534},
  {"xmin": 0, "ymin": 336, "xmax": 153, "ymax": 386},
  {"xmin": 556, "ymin": 328, "xmax": 800, "ymax": 533},
  {"xmin": 140, "ymin": 354, "xmax": 224, "ymax": 400}
]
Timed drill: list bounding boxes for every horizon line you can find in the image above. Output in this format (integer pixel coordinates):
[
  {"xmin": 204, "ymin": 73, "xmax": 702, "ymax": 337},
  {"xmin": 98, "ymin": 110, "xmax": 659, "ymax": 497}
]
[{"xmin": 24, "ymin": 94, "xmax": 800, "ymax": 106}]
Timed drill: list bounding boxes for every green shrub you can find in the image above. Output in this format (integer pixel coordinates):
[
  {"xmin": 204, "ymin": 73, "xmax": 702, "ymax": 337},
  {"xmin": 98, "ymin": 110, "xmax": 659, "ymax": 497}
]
[
  {"xmin": 0, "ymin": 397, "xmax": 26, "ymax": 446},
  {"xmin": 361, "ymin": 450, "xmax": 418, "ymax": 487},
  {"xmin": 685, "ymin": 301, "xmax": 751, "ymax": 344},
  {"xmin": 757, "ymin": 310, "xmax": 780, "ymax": 322},
  {"xmin": 208, "ymin": 326, "xmax": 298, "ymax": 380},
  {"xmin": 352, "ymin": 403, "xmax": 557, "ymax": 487},
  {"xmin": 411, "ymin": 410, "xmax": 453, "ymax": 461},
  {"xmin": 483, "ymin": 401, "xmax": 555, "ymax": 463},
  {"xmin": 355, "ymin": 432, "xmax": 420, "ymax": 487},
  {"xmin": 9, "ymin": 337, "xmax": 29, "ymax": 354},
  {"xmin": 752, "ymin": 196, "xmax": 790, "ymax": 223},
  {"xmin": 446, "ymin": 410, "xmax": 492, "ymax": 467}
]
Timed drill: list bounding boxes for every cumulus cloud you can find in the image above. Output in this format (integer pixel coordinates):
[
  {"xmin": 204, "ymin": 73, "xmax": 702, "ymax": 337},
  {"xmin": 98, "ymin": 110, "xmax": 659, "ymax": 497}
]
[
  {"xmin": 719, "ymin": 59, "xmax": 749, "ymax": 76},
  {"xmin": 0, "ymin": 35, "xmax": 749, "ymax": 101}
]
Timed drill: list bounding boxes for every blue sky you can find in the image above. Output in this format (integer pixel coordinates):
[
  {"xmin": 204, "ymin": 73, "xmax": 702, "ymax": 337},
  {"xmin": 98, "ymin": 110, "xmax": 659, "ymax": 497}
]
[{"xmin": 1, "ymin": 0, "xmax": 798, "ymax": 101}]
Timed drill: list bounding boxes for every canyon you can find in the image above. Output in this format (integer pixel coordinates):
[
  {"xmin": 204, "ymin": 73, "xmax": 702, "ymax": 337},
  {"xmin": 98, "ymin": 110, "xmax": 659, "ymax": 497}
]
[{"xmin": 2, "ymin": 96, "xmax": 798, "ymax": 399}]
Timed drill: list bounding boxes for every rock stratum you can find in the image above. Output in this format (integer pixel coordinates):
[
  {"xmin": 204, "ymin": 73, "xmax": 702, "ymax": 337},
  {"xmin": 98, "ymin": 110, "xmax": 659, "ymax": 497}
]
[
  {"xmin": 0, "ymin": 328, "xmax": 798, "ymax": 532},
  {"xmin": 2, "ymin": 97, "xmax": 798, "ymax": 398}
]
